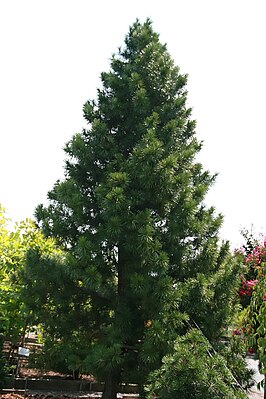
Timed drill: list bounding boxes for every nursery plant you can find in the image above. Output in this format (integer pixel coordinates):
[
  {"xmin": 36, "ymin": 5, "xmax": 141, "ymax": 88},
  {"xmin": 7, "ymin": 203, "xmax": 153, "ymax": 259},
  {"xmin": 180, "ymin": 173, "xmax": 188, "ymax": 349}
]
[{"xmin": 22, "ymin": 20, "xmax": 246, "ymax": 398}]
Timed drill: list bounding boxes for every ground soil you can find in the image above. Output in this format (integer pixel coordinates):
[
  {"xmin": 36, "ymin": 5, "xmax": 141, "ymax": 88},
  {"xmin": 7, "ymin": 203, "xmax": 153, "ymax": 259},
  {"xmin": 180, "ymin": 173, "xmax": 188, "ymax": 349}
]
[
  {"xmin": 18, "ymin": 368, "xmax": 95, "ymax": 382},
  {"xmin": 0, "ymin": 395, "xmax": 102, "ymax": 399}
]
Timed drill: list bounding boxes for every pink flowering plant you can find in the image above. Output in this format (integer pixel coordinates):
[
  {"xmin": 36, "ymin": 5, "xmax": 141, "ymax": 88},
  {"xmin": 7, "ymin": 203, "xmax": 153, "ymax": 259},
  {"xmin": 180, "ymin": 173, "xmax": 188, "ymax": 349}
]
[
  {"xmin": 235, "ymin": 232, "xmax": 266, "ymax": 308},
  {"xmin": 235, "ymin": 232, "xmax": 266, "ymax": 373},
  {"xmin": 238, "ymin": 278, "xmax": 258, "ymax": 306}
]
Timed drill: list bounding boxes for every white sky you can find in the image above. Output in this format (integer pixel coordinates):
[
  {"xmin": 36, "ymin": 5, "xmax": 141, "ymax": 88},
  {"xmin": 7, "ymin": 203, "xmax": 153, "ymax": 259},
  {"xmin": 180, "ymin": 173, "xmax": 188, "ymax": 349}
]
[{"xmin": 0, "ymin": 0, "xmax": 265, "ymax": 248}]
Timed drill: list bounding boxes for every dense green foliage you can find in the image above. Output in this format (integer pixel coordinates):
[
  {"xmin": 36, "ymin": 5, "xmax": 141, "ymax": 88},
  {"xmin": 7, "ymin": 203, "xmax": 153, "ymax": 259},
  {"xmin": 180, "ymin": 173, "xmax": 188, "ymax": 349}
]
[
  {"xmin": 0, "ymin": 205, "xmax": 62, "ymax": 382},
  {"xmin": 22, "ymin": 20, "xmax": 245, "ymax": 398},
  {"xmin": 0, "ymin": 206, "xmax": 28, "ymax": 344},
  {"xmin": 146, "ymin": 329, "xmax": 247, "ymax": 399},
  {"xmin": 218, "ymin": 335, "xmax": 254, "ymax": 391},
  {"xmin": 0, "ymin": 206, "xmax": 60, "ymax": 344}
]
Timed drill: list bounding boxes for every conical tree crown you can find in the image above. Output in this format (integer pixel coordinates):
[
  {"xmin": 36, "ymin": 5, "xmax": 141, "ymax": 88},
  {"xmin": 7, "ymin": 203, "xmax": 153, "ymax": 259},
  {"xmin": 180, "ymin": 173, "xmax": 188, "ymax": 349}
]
[
  {"xmin": 31, "ymin": 19, "xmax": 239, "ymax": 395},
  {"xmin": 39, "ymin": 19, "xmax": 215, "ymax": 253}
]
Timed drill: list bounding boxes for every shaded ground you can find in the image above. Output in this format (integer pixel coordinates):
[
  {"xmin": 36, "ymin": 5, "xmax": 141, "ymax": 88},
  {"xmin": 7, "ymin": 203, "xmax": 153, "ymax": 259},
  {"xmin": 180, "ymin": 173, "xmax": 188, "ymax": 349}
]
[
  {"xmin": 0, "ymin": 394, "xmax": 138, "ymax": 399},
  {"xmin": 18, "ymin": 368, "xmax": 95, "ymax": 381},
  {"xmin": 1, "ymin": 355, "xmax": 261, "ymax": 398},
  {"xmin": 0, "ymin": 395, "xmax": 102, "ymax": 399}
]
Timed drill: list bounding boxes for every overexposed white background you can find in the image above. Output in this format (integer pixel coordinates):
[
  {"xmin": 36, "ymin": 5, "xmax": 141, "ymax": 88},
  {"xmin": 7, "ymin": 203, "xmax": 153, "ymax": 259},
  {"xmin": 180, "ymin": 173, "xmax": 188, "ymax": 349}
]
[{"xmin": 1, "ymin": 0, "xmax": 265, "ymax": 247}]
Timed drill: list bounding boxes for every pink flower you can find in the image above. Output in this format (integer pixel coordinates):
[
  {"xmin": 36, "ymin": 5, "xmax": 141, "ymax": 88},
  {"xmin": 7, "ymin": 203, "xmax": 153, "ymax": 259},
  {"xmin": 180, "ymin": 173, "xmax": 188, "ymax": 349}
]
[
  {"xmin": 238, "ymin": 279, "xmax": 258, "ymax": 298},
  {"xmin": 247, "ymin": 280, "xmax": 258, "ymax": 288},
  {"xmin": 239, "ymin": 288, "xmax": 247, "ymax": 297}
]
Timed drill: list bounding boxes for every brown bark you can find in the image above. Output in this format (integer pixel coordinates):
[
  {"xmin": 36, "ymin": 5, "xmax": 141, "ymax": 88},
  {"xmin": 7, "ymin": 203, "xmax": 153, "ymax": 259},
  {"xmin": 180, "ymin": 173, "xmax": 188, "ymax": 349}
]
[{"xmin": 102, "ymin": 371, "xmax": 120, "ymax": 399}]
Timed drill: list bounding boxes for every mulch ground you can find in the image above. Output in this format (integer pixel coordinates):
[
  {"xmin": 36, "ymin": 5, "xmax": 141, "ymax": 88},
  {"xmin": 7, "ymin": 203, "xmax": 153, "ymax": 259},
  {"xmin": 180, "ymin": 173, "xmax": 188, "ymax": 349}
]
[
  {"xmin": 18, "ymin": 369, "xmax": 94, "ymax": 381},
  {"xmin": 0, "ymin": 394, "xmax": 103, "ymax": 399},
  {"xmin": 0, "ymin": 394, "xmax": 138, "ymax": 399},
  {"xmin": 0, "ymin": 395, "xmax": 89, "ymax": 399}
]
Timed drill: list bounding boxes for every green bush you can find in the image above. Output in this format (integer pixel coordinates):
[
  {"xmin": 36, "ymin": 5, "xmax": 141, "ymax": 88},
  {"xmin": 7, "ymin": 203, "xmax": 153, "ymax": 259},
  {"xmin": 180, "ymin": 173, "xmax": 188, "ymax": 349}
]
[
  {"xmin": 217, "ymin": 335, "xmax": 255, "ymax": 390},
  {"xmin": 145, "ymin": 329, "xmax": 248, "ymax": 399}
]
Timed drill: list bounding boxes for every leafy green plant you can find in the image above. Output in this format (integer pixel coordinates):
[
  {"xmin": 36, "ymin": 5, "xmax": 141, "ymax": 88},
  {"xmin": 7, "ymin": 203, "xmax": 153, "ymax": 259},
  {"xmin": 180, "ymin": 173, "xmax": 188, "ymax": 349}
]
[
  {"xmin": 0, "ymin": 204, "xmax": 65, "ymax": 383},
  {"xmin": 217, "ymin": 334, "xmax": 255, "ymax": 390},
  {"xmin": 28, "ymin": 333, "xmax": 89, "ymax": 378},
  {"xmin": 145, "ymin": 329, "xmax": 248, "ymax": 399}
]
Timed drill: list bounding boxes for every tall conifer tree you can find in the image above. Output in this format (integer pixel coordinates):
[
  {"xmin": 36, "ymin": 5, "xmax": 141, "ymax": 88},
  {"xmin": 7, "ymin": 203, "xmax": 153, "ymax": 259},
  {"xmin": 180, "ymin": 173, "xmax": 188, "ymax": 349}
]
[{"xmin": 31, "ymin": 20, "xmax": 240, "ymax": 398}]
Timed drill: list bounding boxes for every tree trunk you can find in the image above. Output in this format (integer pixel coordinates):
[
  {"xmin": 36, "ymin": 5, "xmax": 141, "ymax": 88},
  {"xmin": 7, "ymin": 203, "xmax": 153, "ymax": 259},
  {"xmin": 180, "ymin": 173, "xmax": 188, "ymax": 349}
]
[
  {"xmin": 101, "ymin": 247, "xmax": 125, "ymax": 399},
  {"xmin": 102, "ymin": 371, "xmax": 119, "ymax": 399},
  {"xmin": 264, "ymin": 375, "xmax": 266, "ymax": 399}
]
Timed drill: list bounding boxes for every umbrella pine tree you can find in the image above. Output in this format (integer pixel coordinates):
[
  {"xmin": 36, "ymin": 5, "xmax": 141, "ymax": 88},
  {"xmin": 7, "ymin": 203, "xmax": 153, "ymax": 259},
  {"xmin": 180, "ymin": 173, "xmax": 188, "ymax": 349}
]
[{"xmin": 30, "ymin": 20, "xmax": 240, "ymax": 398}]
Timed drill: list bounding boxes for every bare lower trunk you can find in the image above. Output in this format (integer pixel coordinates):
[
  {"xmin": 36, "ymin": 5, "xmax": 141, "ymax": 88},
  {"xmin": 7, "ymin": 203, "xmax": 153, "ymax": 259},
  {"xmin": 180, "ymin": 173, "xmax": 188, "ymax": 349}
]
[
  {"xmin": 102, "ymin": 371, "xmax": 119, "ymax": 399},
  {"xmin": 101, "ymin": 247, "xmax": 124, "ymax": 399},
  {"xmin": 264, "ymin": 375, "xmax": 266, "ymax": 399}
]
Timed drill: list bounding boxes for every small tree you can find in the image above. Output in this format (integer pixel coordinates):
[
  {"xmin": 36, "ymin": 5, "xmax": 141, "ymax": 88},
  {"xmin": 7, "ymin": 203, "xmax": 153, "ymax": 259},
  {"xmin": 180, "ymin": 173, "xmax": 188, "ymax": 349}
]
[
  {"xmin": 28, "ymin": 20, "xmax": 244, "ymax": 398},
  {"xmin": 23, "ymin": 246, "xmax": 89, "ymax": 378},
  {"xmin": 0, "ymin": 205, "xmax": 61, "ymax": 379},
  {"xmin": 0, "ymin": 206, "xmax": 59, "ymax": 344},
  {"xmin": 0, "ymin": 205, "xmax": 28, "ymax": 345}
]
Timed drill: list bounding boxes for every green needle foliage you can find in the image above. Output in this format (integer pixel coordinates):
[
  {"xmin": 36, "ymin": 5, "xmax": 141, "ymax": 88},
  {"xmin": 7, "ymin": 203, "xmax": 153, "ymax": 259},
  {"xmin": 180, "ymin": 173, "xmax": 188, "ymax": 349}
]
[
  {"xmin": 24, "ymin": 20, "xmax": 243, "ymax": 398},
  {"xmin": 146, "ymin": 329, "xmax": 247, "ymax": 399}
]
